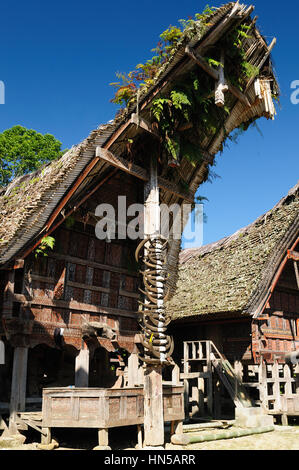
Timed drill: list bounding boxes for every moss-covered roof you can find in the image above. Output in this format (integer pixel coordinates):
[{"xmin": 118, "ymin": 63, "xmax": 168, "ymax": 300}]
[{"xmin": 167, "ymin": 182, "xmax": 299, "ymax": 320}]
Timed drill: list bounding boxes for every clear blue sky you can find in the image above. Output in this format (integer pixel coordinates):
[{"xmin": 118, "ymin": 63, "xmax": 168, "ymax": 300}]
[{"xmin": 0, "ymin": 0, "xmax": 298, "ymax": 246}]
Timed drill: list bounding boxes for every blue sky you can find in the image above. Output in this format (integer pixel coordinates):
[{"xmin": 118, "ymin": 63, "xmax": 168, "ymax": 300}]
[{"xmin": 0, "ymin": 0, "xmax": 298, "ymax": 246}]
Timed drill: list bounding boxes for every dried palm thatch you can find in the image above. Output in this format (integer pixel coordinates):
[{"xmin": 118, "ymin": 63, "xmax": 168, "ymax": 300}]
[
  {"xmin": 0, "ymin": 2, "xmax": 279, "ymax": 297},
  {"xmin": 166, "ymin": 182, "xmax": 299, "ymax": 320}
]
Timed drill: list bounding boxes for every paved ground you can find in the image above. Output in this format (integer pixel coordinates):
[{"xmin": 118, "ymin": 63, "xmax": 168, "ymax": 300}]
[
  {"xmin": 1, "ymin": 424, "xmax": 299, "ymax": 450},
  {"xmin": 180, "ymin": 425, "xmax": 299, "ymax": 451}
]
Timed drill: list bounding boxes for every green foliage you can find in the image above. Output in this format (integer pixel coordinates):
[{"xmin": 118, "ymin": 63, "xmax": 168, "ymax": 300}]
[
  {"xmin": 34, "ymin": 236, "xmax": 55, "ymax": 258},
  {"xmin": 110, "ymin": 9, "xmax": 267, "ymax": 170},
  {"xmin": 0, "ymin": 126, "xmax": 64, "ymax": 186},
  {"xmin": 110, "ymin": 5, "xmax": 216, "ymax": 107}
]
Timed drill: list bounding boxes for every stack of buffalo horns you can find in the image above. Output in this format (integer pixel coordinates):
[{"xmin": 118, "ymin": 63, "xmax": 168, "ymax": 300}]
[{"xmin": 135, "ymin": 234, "xmax": 174, "ymax": 365}]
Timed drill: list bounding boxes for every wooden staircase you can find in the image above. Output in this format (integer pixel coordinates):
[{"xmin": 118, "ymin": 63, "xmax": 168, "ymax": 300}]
[
  {"xmin": 15, "ymin": 411, "xmax": 45, "ymax": 436},
  {"xmin": 182, "ymin": 340, "xmax": 253, "ymax": 417},
  {"xmin": 209, "ymin": 343, "xmax": 252, "ymax": 408}
]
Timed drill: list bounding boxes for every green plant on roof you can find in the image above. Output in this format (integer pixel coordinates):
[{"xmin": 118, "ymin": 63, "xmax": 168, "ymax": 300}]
[
  {"xmin": 34, "ymin": 236, "xmax": 55, "ymax": 259},
  {"xmin": 108, "ymin": 1, "xmax": 275, "ymax": 171},
  {"xmin": 110, "ymin": 5, "xmax": 216, "ymax": 107}
]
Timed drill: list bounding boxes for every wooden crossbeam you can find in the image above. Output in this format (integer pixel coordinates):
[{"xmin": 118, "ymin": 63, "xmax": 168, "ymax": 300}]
[
  {"xmin": 95, "ymin": 147, "xmax": 195, "ymax": 203},
  {"xmin": 96, "ymin": 147, "xmax": 148, "ymax": 181},
  {"xmin": 185, "ymin": 46, "xmax": 252, "ymax": 108},
  {"xmin": 287, "ymin": 250, "xmax": 299, "ymax": 261},
  {"xmin": 293, "ymin": 261, "xmax": 299, "ymax": 289},
  {"xmin": 130, "ymin": 113, "xmax": 160, "ymax": 139}
]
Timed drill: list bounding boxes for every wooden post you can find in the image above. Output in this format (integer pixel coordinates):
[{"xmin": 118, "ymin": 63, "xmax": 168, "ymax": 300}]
[
  {"xmin": 215, "ymin": 49, "xmax": 228, "ymax": 107},
  {"xmin": 9, "ymin": 346, "xmax": 28, "ymax": 431},
  {"xmin": 206, "ymin": 341, "xmax": 213, "ymax": 416},
  {"xmin": 137, "ymin": 424, "xmax": 143, "ymax": 449},
  {"xmin": 234, "ymin": 360, "xmax": 243, "ymax": 402},
  {"xmin": 3, "ymin": 270, "xmax": 15, "ymax": 317},
  {"xmin": 75, "ymin": 348, "xmax": 90, "ymax": 387},
  {"xmin": 98, "ymin": 428, "xmax": 109, "ymax": 446},
  {"xmin": 143, "ymin": 156, "xmax": 164, "ymax": 447},
  {"xmin": 183, "ymin": 342, "xmax": 190, "ymax": 418},
  {"xmin": 258, "ymin": 360, "xmax": 268, "ymax": 412},
  {"xmin": 295, "ymin": 364, "xmax": 299, "ymax": 394},
  {"xmin": 128, "ymin": 353, "xmax": 139, "ymax": 388},
  {"xmin": 143, "ymin": 365, "xmax": 164, "ymax": 447},
  {"xmin": 41, "ymin": 427, "xmax": 52, "ymax": 445},
  {"xmin": 273, "ymin": 361, "xmax": 281, "ymax": 412},
  {"xmin": 172, "ymin": 363, "xmax": 180, "ymax": 385},
  {"xmin": 191, "ymin": 383, "xmax": 199, "ymax": 417},
  {"xmin": 198, "ymin": 375, "xmax": 205, "ymax": 417},
  {"xmin": 0, "ymin": 340, "xmax": 4, "ymax": 365}
]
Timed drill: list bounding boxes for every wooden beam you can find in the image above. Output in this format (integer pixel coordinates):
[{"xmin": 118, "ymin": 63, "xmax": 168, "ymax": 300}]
[
  {"xmin": 19, "ymin": 169, "xmax": 118, "ymax": 263},
  {"xmin": 158, "ymin": 177, "xmax": 194, "ymax": 203},
  {"xmin": 96, "ymin": 147, "xmax": 148, "ymax": 181},
  {"xmin": 75, "ymin": 349, "xmax": 90, "ymax": 387},
  {"xmin": 288, "ymin": 250, "xmax": 299, "ymax": 261},
  {"xmin": 293, "ymin": 261, "xmax": 299, "ymax": 290},
  {"xmin": 130, "ymin": 113, "xmax": 160, "ymax": 139},
  {"xmin": 45, "ymin": 156, "xmax": 100, "ymax": 231},
  {"xmin": 13, "ymin": 293, "xmax": 137, "ymax": 319},
  {"xmin": 96, "ymin": 146, "xmax": 195, "ymax": 202},
  {"xmin": 197, "ymin": 2, "xmax": 252, "ymax": 51},
  {"xmin": 185, "ymin": 46, "xmax": 218, "ymax": 80},
  {"xmin": 185, "ymin": 46, "xmax": 252, "ymax": 108},
  {"xmin": 9, "ymin": 347, "xmax": 28, "ymax": 431}
]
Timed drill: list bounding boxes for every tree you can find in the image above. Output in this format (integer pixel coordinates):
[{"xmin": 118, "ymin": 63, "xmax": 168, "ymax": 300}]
[{"xmin": 0, "ymin": 125, "xmax": 64, "ymax": 186}]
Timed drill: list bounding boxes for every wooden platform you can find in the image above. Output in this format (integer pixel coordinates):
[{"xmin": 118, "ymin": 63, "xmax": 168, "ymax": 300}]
[{"xmin": 40, "ymin": 385, "xmax": 184, "ymax": 447}]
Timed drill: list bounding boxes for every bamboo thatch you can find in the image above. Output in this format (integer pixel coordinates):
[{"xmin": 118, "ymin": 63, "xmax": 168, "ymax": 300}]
[{"xmin": 166, "ymin": 182, "xmax": 299, "ymax": 320}]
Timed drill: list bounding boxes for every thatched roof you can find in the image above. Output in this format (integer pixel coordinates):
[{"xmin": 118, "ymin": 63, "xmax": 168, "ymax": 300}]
[
  {"xmin": 0, "ymin": 2, "xmax": 278, "ymax": 291},
  {"xmin": 167, "ymin": 182, "xmax": 299, "ymax": 320}
]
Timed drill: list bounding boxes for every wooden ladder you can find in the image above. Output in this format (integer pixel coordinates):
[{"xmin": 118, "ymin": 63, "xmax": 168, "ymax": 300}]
[
  {"xmin": 209, "ymin": 342, "xmax": 253, "ymax": 408},
  {"xmin": 182, "ymin": 340, "xmax": 253, "ymax": 412},
  {"xmin": 15, "ymin": 411, "xmax": 46, "ymax": 436}
]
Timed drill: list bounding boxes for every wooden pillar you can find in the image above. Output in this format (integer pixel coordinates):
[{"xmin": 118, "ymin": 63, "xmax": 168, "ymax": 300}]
[
  {"xmin": 172, "ymin": 363, "xmax": 180, "ymax": 385},
  {"xmin": 234, "ymin": 360, "xmax": 243, "ymax": 401},
  {"xmin": 142, "ymin": 155, "xmax": 165, "ymax": 447},
  {"xmin": 75, "ymin": 348, "xmax": 90, "ymax": 387},
  {"xmin": 98, "ymin": 428, "xmax": 109, "ymax": 446},
  {"xmin": 3, "ymin": 270, "xmax": 15, "ymax": 317},
  {"xmin": 41, "ymin": 427, "xmax": 52, "ymax": 445},
  {"xmin": 295, "ymin": 364, "xmax": 299, "ymax": 394},
  {"xmin": 191, "ymin": 382, "xmax": 199, "ymax": 417},
  {"xmin": 183, "ymin": 342, "xmax": 190, "ymax": 418},
  {"xmin": 143, "ymin": 365, "xmax": 164, "ymax": 447},
  {"xmin": 128, "ymin": 353, "xmax": 139, "ymax": 388},
  {"xmin": 259, "ymin": 360, "xmax": 268, "ymax": 411},
  {"xmin": 137, "ymin": 424, "xmax": 143, "ymax": 449},
  {"xmin": 0, "ymin": 340, "xmax": 4, "ymax": 365},
  {"xmin": 206, "ymin": 341, "xmax": 213, "ymax": 416},
  {"xmin": 273, "ymin": 361, "xmax": 281, "ymax": 411},
  {"xmin": 9, "ymin": 346, "xmax": 28, "ymax": 431}
]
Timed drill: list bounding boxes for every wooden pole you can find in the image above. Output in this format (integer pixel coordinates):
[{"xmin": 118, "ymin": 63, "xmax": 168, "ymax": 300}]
[
  {"xmin": 128, "ymin": 353, "xmax": 139, "ymax": 387},
  {"xmin": 143, "ymin": 365, "xmax": 164, "ymax": 446},
  {"xmin": 9, "ymin": 346, "xmax": 28, "ymax": 432},
  {"xmin": 75, "ymin": 347, "xmax": 90, "ymax": 387},
  {"xmin": 143, "ymin": 156, "xmax": 165, "ymax": 447}
]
